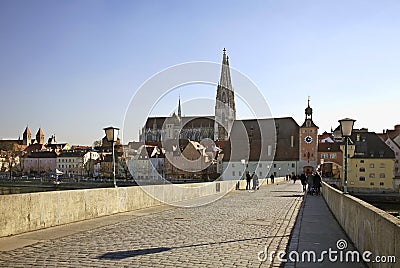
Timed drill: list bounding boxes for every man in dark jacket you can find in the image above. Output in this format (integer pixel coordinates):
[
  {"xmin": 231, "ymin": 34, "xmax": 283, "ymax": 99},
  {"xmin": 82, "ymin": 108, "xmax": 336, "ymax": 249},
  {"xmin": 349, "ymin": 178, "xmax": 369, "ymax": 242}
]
[
  {"xmin": 300, "ymin": 173, "xmax": 307, "ymax": 192},
  {"xmin": 313, "ymin": 172, "xmax": 322, "ymax": 195},
  {"xmin": 246, "ymin": 171, "xmax": 252, "ymax": 190}
]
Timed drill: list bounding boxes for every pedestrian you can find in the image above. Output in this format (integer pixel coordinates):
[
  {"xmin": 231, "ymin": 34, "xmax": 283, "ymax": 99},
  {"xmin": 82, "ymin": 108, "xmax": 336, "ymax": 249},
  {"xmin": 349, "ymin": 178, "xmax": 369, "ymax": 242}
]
[
  {"xmin": 246, "ymin": 171, "xmax": 252, "ymax": 190},
  {"xmin": 270, "ymin": 173, "xmax": 275, "ymax": 184},
  {"xmin": 252, "ymin": 172, "xmax": 259, "ymax": 190},
  {"xmin": 307, "ymin": 172, "xmax": 314, "ymax": 195},
  {"xmin": 300, "ymin": 173, "xmax": 307, "ymax": 192},
  {"xmin": 292, "ymin": 174, "xmax": 297, "ymax": 184},
  {"xmin": 313, "ymin": 171, "xmax": 322, "ymax": 195}
]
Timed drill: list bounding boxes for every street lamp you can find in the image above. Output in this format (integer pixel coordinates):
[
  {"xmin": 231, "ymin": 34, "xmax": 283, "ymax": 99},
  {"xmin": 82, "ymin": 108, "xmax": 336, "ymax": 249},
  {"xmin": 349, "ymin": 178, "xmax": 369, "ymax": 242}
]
[
  {"xmin": 104, "ymin": 126, "xmax": 120, "ymax": 187},
  {"xmin": 339, "ymin": 118, "xmax": 355, "ymax": 194}
]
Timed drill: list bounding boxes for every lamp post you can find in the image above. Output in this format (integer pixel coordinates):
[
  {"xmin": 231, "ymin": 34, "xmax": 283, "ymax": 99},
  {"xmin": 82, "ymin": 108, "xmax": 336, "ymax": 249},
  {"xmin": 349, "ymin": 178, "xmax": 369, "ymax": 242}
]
[
  {"xmin": 104, "ymin": 126, "xmax": 120, "ymax": 188},
  {"xmin": 339, "ymin": 118, "xmax": 355, "ymax": 194},
  {"xmin": 241, "ymin": 159, "xmax": 246, "ymax": 176}
]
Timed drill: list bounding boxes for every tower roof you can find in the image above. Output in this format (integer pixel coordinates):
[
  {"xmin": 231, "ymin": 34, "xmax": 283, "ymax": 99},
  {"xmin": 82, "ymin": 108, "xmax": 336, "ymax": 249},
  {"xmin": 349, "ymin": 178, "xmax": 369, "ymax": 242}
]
[
  {"xmin": 219, "ymin": 48, "xmax": 233, "ymax": 90},
  {"xmin": 36, "ymin": 128, "xmax": 44, "ymax": 137},
  {"xmin": 23, "ymin": 126, "xmax": 31, "ymax": 136},
  {"xmin": 305, "ymin": 97, "xmax": 312, "ymax": 116}
]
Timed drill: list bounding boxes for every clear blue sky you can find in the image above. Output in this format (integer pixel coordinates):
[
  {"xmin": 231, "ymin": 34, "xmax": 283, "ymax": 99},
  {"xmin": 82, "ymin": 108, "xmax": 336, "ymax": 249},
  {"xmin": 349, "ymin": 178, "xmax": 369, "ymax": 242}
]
[{"xmin": 1, "ymin": 0, "xmax": 399, "ymax": 145}]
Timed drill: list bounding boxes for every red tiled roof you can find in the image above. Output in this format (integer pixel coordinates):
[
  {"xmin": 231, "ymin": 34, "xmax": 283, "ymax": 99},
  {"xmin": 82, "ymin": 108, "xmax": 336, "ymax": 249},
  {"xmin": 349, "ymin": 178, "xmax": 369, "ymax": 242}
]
[{"xmin": 25, "ymin": 143, "xmax": 46, "ymax": 153}]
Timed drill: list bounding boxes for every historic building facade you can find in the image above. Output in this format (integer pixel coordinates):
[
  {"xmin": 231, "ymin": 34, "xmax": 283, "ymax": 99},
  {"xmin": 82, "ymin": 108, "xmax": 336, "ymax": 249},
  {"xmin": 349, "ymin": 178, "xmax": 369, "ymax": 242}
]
[
  {"xmin": 298, "ymin": 99, "xmax": 319, "ymax": 175},
  {"xmin": 136, "ymin": 49, "xmax": 321, "ymax": 181},
  {"xmin": 139, "ymin": 48, "xmax": 236, "ymax": 143}
]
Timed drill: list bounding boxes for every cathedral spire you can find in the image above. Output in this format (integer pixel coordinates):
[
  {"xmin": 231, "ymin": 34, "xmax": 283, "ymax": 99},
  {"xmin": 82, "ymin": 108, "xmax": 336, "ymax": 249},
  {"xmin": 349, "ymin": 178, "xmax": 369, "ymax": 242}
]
[
  {"xmin": 178, "ymin": 96, "xmax": 182, "ymax": 119},
  {"xmin": 214, "ymin": 48, "xmax": 236, "ymax": 141},
  {"xmin": 219, "ymin": 48, "xmax": 233, "ymax": 90}
]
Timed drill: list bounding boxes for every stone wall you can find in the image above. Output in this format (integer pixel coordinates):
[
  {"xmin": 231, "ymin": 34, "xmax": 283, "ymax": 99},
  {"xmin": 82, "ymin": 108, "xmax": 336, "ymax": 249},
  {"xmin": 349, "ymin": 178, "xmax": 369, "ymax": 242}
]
[
  {"xmin": 0, "ymin": 178, "xmax": 284, "ymax": 237},
  {"xmin": 322, "ymin": 182, "xmax": 400, "ymax": 268}
]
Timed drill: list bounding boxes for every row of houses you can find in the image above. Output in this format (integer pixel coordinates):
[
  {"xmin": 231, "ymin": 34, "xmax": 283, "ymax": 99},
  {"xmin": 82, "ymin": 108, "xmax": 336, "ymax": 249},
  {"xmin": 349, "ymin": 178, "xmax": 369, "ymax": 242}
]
[
  {"xmin": 127, "ymin": 122, "xmax": 400, "ymax": 193},
  {"xmin": 1, "ymin": 123, "xmax": 399, "ymax": 193},
  {"xmin": 0, "ymin": 128, "xmax": 129, "ymax": 179},
  {"xmin": 317, "ymin": 126, "xmax": 400, "ymax": 193}
]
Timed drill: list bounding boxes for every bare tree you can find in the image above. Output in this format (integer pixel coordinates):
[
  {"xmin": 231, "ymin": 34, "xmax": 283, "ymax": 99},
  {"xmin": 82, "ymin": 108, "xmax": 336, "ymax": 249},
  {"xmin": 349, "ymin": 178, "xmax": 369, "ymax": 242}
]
[{"xmin": 93, "ymin": 140, "xmax": 102, "ymax": 148}]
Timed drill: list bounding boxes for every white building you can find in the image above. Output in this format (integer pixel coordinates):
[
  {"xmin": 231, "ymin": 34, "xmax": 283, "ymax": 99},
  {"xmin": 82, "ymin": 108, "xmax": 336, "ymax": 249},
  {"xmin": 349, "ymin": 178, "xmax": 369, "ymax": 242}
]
[
  {"xmin": 129, "ymin": 145, "xmax": 164, "ymax": 183},
  {"xmin": 57, "ymin": 151, "xmax": 86, "ymax": 178}
]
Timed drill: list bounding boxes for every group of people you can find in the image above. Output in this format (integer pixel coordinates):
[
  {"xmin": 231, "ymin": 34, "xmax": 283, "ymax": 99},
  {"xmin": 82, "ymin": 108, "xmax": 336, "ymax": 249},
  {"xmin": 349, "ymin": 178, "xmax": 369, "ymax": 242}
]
[
  {"xmin": 245, "ymin": 171, "xmax": 259, "ymax": 191},
  {"xmin": 286, "ymin": 172, "xmax": 322, "ymax": 195},
  {"xmin": 240, "ymin": 170, "xmax": 322, "ymax": 195},
  {"xmin": 302, "ymin": 172, "xmax": 322, "ymax": 195}
]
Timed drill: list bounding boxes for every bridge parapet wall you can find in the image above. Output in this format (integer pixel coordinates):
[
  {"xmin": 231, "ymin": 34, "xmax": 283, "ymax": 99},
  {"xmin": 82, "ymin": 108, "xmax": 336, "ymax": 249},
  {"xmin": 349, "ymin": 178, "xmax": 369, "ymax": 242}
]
[
  {"xmin": 322, "ymin": 182, "xmax": 400, "ymax": 267},
  {"xmin": 0, "ymin": 178, "xmax": 284, "ymax": 237}
]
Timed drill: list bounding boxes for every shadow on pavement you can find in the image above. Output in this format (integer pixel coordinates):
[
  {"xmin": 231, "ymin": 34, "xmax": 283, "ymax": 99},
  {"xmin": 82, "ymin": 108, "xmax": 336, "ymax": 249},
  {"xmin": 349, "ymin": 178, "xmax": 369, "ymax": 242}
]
[
  {"xmin": 97, "ymin": 247, "xmax": 171, "ymax": 260},
  {"xmin": 96, "ymin": 234, "xmax": 290, "ymax": 260},
  {"xmin": 274, "ymin": 194, "xmax": 304, "ymax": 198}
]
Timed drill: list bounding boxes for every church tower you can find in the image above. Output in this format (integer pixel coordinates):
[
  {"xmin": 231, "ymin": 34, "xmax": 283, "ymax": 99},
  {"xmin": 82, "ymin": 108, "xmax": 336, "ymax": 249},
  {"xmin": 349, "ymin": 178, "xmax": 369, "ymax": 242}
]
[
  {"xmin": 23, "ymin": 126, "xmax": 32, "ymax": 146},
  {"xmin": 299, "ymin": 97, "xmax": 319, "ymax": 175},
  {"xmin": 36, "ymin": 128, "xmax": 45, "ymax": 144},
  {"xmin": 214, "ymin": 48, "xmax": 236, "ymax": 141}
]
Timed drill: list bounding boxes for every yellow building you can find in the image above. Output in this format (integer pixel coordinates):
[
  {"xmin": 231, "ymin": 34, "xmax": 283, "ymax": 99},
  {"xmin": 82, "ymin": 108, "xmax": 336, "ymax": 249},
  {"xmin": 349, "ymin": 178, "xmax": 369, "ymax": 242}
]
[{"xmin": 341, "ymin": 130, "xmax": 396, "ymax": 193}]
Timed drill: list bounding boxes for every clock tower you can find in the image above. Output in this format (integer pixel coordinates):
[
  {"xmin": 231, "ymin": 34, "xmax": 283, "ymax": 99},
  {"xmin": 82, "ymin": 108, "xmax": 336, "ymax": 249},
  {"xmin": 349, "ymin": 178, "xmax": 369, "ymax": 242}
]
[{"xmin": 299, "ymin": 97, "xmax": 319, "ymax": 175}]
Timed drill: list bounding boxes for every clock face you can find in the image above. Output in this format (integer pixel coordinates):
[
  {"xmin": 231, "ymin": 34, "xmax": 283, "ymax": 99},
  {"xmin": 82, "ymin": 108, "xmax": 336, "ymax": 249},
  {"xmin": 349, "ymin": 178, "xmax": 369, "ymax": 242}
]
[{"xmin": 304, "ymin": 135, "xmax": 313, "ymax": 144}]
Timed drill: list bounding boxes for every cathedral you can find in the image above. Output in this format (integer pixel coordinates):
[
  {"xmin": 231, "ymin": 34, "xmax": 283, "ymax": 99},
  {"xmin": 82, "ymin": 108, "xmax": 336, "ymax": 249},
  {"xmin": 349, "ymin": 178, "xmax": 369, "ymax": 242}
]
[
  {"xmin": 139, "ymin": 49, "xmax": 319, "ymax": 177},
  {"xmin": 139, "ymin": 48, "xmax": 236, "ymax": 143}
]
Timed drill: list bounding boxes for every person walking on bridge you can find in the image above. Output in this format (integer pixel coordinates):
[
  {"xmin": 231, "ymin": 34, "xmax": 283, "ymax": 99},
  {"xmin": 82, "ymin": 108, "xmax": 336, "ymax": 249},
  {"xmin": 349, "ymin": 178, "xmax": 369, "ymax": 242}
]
[
  {"xmin": 313, "ymin": 171, "xmax": 322, "ymax": 196},
  {"xmin": 252, "ymin": 172, "xmax": 259, "ymax": 190},
  {"xmin": 307, "ymin": 172, "xmax": 314, "ymax": 195},
  {"xmin": 245, "ymin": 171, "xmax": 252, "ymax": 190},
  {"xmin": 300, "ymin": 173, "xmax": 307, "ymax": 192}
]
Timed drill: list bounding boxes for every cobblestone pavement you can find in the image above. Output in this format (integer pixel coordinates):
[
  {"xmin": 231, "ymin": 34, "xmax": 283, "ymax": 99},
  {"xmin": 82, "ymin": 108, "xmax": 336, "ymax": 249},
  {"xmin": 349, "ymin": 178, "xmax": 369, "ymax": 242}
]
[{"xmin": 0, "ymin": 181, "xmax": 303, "ymax": 267}]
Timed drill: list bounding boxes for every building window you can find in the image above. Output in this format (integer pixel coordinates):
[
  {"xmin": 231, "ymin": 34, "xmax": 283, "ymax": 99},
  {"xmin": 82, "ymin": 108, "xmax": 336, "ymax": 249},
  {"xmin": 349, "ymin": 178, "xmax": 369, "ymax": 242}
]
[
  {"xmin": 273, "ymin": 164, "xmax": 276, "ymax": 168},
  {"xmin": 232, "ymin": 171, "xmax": 235, "ymax": 177},
  {"xmin": 359, "ymin": 176, "xmax": 365, "ymax": 181},
  {"xmin": 292, "ymin": 163, "xmax": 295, "ymax": 168},
  {"xmin": 370, "ymin": 182, "xmax": 374, "ymax": 186},
  {"xmin": 360, "ymin": 160, "xmax": 364, "ymax": 163},
  {"xmin": 359, "ymin": 167, "xmax": 365, "ymax": 172},
  {"xmin": 259, "ymin": 171, "xmax": 262, "ymax": 177},
  {"xmin": 321, "ymin": 153, "xmax": 328, "ymax": 159},
  {"xmin": 380, "ymin": 163, "xmax": 385, "ymax": 168},
  {"xmin": 379, "ymin": 182, "xmax": 384, "ymax": 186},
  {"xmin": 369, "ymin": 173, "xmax": 375, "ymax": 178},
  {"xmin": 379, "ymin": 173, "xmax": 385, "ymax": 178},
  {"xmin": 259, "ymin": 163, "xmax": 262, "ymax": 168},
  {"xmin": 330, "ymin": 153, "xmax": 337, "ymax": 159},
  {"xmin": 370, "ymin": 163, "xmax": 375, "ymax": 168},
  {"xmin": 238, "ymin": 171, "xmax": 242, "ymax": 177}
]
